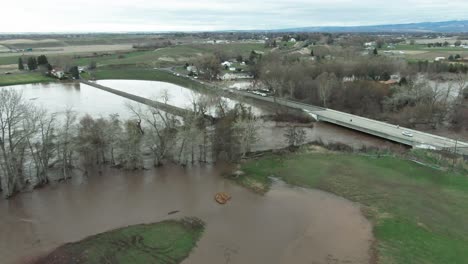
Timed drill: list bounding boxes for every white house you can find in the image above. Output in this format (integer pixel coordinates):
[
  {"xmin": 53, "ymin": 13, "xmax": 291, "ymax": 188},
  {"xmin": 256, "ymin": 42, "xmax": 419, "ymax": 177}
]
[
  {"xmin": 221, "ymin": 61, "xmax": 232, "ymax": 67},
  {"xmin": 51, "ymin": 69, "xmax": 64, "ymax": 79},
  {"xmin": 435, "ymin": 57, "xmax": 446, "ymax": 62},
  {"xmin": 187, "ymin": 65, "xmax": 197, "ymax": 72}
]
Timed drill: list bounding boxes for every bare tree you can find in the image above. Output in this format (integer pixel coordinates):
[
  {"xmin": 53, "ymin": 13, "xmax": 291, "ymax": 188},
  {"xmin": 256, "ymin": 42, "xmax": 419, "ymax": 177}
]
[
  {"xmin": 26, "ymin": 108, "xmax": 57, "ymax": 186},
  {"xmin": 455, "ymin": 73, "xmax": 467, "ymax": 101},
  {"xmin": 284, "ymin": 125, "xmax": 306, "ymax": 148},
  {"xmin": 127, "ymin": 91, "xmax": 179, "ymax": 167},
  {"xmin": 119, "ymin": 120, "xmax": 144, "ymax": 170},
  {"xmin": 233, "ymin": 109, "xmax": 258, "ymax": 157},
  {"xmin": 107, "ymin": 114, "xmax": 122, "ymax": 165},
  {"xmin": 51, "ymin": 56, "xmax": 73, "ymax": 71},
  {"xmin": 56, "ymin": 109, "xmax": 77, "ymax": 180},
  {"xmin": 316, "ymin": 72, "xmax": 338, "ymax": 108},
  {"xmin": 196, "ymin": 55, "xmax": 221, "ymax": 81},
  {"xmin": 0, "ymin": 89, "xmax": 35, "ymax": 198},
  {"xmin": 176, "ymin": 94, "xmax": 212, "ymax": 164}
]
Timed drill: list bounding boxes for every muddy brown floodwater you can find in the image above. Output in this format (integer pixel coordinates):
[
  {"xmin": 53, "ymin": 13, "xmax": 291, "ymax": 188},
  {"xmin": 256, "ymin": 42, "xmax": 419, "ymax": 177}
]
[
  {"xmin": 0, "ymin": 164, "xmax": 373, "ymax": 264},
  {"xmin": 254, "ymin": 120, "xmax": 404, "ymax": 152}
]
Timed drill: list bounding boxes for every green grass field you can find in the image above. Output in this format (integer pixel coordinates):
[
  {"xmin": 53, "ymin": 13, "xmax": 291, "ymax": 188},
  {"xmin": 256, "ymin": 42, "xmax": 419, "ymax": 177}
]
[
  {"xmin": 0, "ymin": 56, "xmax": 22, "ymax": 65},
  {"xmin": 93, "ymin": 43, "xmax": 267, "ymax": 67},
  {"xmin": 0, "ymin": 72, "xmax": 54, "ymax": 86},
  {"xmin": 383, "ymin": 44, "xmax": 467, "ymax": 52},
  {"xmin": 0, "ymin": 43, "xmax": 269, "ymax": 69},
  {"xmin": 382, "ymin": 44, "xmax": 468, "ymax": 61},
  {"xmin": 235, "ymin": 150, "xmax": 468, "ymax": 264},
  {"xmin": 34, "ymin": 218, "xmax": 204, "ymax": 264}
]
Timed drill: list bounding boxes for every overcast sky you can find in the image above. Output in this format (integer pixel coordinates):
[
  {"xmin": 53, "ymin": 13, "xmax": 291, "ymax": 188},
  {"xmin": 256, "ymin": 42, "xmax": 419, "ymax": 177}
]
[{"xmin": 2, "ymin": 0, "xmax": 468, "ymax": 33}]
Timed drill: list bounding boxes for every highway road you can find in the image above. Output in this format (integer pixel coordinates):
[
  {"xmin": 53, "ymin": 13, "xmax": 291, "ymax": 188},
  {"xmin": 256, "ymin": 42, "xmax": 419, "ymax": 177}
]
[
  {"xmin": 234, "ymin": 91, "xmax": 468, "ymax": 155},
  {"xmin": 158, "ymin": 67, "xmax": 468, "ymax": 155}
]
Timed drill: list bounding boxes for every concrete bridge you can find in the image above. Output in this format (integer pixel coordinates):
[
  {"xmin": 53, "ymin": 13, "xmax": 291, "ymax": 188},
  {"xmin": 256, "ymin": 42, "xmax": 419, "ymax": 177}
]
[
  {"xmin": 80, "ymin": 79, "xmax": 196, "ymax": 118},
  {"xmin": 235, "ymin": 91, "xmax": 468, "ymax": 155}
]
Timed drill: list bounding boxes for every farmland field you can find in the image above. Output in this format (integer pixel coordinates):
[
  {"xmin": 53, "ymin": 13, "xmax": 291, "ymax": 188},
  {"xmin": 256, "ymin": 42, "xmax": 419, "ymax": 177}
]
[
  {"xmin": 382, "ymin": 44, "xmax": 468, "ymax": 60},
  {"xmin": 0, "ymin": 72, "xmax": 54, "ymax": 86},
  {"xmin": 0, "ymin": 43, "xmax": 268, "ymax": 69}
]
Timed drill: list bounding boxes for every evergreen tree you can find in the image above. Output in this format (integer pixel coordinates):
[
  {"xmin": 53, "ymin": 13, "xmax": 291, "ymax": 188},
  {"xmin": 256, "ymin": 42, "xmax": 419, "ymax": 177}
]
[
  {"xmin": 70, "ymin": 66, "xmax": 80, "ymax": 79},
  {"xmin": 373, "ymin": 48, "xmax": 378, "ymax": 55},
  {"xmin": 37, "ymin": 55, "xmax": 49, "ymax": 65},
  {"xmin": 399, "ymin": 77, "xmax": 408, "ymax": 86},
  {"xmin": 18, "ymin": 57, "xmax": 24, "ymax": 70},
  {"xmin": 27, "ymin": 57, "xmax": 37, "ymax": 71}
]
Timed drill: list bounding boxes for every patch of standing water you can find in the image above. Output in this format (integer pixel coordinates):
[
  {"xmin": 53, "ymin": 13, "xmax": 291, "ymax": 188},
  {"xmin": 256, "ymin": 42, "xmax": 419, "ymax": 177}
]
[{"xmin": 1, "ymin": 164, "xmax": 374, "ymax": 264}]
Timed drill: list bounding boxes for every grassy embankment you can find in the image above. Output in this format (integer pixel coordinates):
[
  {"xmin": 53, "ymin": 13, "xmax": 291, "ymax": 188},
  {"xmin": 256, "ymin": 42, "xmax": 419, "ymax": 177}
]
[
  {"xmin": 34, "ymin": 218, "xmax": 204, "ymax": 264},
  {"xmin": 0, "ymin": 72, "xmax": 54, "ymax": 86},
  {"xmin": 82, "ymin": 67, "xmax": 208, "ymax": 92},
  {"xmin": 234, "ymin": 148, "xmax": 468, "ymax": 263}
]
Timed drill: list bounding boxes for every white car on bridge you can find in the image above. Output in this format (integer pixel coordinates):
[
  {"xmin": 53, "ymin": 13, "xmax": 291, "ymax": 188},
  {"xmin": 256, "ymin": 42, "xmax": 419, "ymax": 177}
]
[{"xmin": 401, "ymin": 131, "xmax": 413, "ymax": 137}]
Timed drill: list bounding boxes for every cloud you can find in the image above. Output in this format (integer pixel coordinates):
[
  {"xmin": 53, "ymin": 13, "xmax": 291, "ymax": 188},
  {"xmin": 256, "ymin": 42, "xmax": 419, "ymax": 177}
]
[{"xmin": 1, "ymin": 0, "xmax": 468, "ymax": 32}]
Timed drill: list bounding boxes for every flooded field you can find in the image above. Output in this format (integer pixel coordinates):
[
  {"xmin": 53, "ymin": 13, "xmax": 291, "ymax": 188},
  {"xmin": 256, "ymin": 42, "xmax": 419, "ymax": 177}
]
[
  {"xmin": 2, "ymin": 82, "xmax": 136, "ymax": 119},
  {"xmin": 0, "ymin": 79, "xmax": 412, "ymax": 264},
  {"xmin": 254, "ymin": 121, "xmax": 403, "ymax": 152},
  {"xmin": 1, "ymin": 165, "xmax": 373, "ymax": 264}
]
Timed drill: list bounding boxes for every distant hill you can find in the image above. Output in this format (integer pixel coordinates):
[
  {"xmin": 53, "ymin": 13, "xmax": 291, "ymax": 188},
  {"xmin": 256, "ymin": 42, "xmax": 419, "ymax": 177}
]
[{"xmin": 268, "ymin": 20, "xmax": 468, "ymax": 33}]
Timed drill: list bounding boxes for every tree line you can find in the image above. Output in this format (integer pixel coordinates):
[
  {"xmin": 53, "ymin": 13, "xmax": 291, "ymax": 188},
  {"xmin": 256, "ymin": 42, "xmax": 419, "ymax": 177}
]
[
  {"xmin": 256, "ymin": 52, "xmax": 468, "ymax": 130},
  {"xmin": 0, "ymin": 89, "xmax": 259, "ymax": 199},
  {"xmin": 18, "ymin": 55, "xmax": 51, "ymax": 71},
  {"xmin": 18, "ymin": 54, "xmax": 81, "ymax": 79}
]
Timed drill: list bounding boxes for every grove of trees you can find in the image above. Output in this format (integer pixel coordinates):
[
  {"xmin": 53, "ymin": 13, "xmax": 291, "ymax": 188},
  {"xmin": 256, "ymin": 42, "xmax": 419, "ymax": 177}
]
[
  {"xmin": 0, "ymin": 89, "xmax": 259, "ymax": 199},
  {"xmin": 256, "ymin": 50, "xmax": 467, "ymax": 130}
]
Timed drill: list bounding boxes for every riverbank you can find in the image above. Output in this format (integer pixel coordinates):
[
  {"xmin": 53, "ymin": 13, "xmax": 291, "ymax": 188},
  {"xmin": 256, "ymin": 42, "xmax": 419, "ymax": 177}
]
[
  {"xmin": 234, "ymin": 147, "xmax": 468, "ymax": 263},
  {"xmin": 0, "ymin": 72, "xmax": 54, "ymax": 87},
  {"xmin": 31, "ymin": 218, "xmax": 204, "ymax": 264}
]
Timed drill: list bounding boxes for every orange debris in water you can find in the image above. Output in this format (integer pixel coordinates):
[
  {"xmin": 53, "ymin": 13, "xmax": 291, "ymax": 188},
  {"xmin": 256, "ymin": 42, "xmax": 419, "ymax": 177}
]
[{"xmin": 214, "ymin": 192, "xmax": 231, "ymax": 204}]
